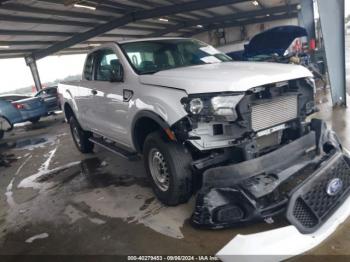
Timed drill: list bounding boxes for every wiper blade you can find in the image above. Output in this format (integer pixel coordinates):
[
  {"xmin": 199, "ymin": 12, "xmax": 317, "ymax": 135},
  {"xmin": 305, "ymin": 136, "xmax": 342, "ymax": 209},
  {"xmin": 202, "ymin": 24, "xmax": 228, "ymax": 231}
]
[{"xmin": 139, "ymin": 70, "xmax": 159, "ymax": 75}]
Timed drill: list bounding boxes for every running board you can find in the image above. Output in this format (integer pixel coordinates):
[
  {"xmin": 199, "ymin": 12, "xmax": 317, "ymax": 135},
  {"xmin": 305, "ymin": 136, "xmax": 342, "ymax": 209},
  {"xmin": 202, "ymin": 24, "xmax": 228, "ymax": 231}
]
[{"xmin": 89, "ymin": 137, "xmax": 139, "ymax": 161}]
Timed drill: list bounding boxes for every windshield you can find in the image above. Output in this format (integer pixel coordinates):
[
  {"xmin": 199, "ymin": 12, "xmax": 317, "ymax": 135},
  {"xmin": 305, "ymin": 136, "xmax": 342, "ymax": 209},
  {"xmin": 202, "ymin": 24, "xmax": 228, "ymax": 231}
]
[{"xmin": 120, "ymin": 39, "xmax": 232, "ymax": 75}]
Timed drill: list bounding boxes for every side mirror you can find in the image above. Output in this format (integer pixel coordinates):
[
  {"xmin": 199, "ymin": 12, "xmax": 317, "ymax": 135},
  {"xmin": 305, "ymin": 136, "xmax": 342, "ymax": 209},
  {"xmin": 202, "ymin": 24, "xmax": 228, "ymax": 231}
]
[{"xmin": 110, "ymin": 62, "xmax": 124, "ymax": 83}]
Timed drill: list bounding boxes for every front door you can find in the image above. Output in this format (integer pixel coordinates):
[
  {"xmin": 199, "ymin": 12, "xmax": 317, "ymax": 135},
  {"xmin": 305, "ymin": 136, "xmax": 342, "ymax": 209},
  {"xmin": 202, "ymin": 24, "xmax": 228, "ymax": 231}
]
[{"xmin": 91, "ymin": 49, "xmax": 131, "ymax": 148}]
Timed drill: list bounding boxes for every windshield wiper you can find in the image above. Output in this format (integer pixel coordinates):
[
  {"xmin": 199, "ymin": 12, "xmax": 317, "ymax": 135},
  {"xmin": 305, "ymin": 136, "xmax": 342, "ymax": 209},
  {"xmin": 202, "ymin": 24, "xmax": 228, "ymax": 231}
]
[{"xmin": 139, "ymin": 70, "xmax": 159, "ymax": 75}]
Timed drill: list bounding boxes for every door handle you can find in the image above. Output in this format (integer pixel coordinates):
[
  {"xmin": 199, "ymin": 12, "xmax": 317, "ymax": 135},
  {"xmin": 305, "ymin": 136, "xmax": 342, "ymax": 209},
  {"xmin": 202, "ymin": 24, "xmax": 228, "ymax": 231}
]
[{"xmin": 91, "ymin": 89, "xmax": 97, "ymax": 95}]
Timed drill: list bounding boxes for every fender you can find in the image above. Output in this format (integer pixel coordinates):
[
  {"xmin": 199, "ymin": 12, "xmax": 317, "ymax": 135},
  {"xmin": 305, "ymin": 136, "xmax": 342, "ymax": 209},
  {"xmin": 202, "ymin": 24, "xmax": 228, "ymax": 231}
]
[
  {"xmin": 0, "ymin": 114, "xmax": 13, "ymax": 131},
  {"xmin": 131, "ymin": 110, "xmax": 171, "ymax": 152}
]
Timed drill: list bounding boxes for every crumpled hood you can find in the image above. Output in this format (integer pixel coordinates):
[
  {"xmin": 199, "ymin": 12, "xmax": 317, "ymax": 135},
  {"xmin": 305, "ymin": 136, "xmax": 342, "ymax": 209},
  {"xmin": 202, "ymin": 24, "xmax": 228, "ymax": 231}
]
[
  {"xmin": 244, "ymin": 26, "xmax": 308, "ymax": 57},
  {"xmin": 139, "ymin": 61, "xmax": 312, "ymax": 94}
]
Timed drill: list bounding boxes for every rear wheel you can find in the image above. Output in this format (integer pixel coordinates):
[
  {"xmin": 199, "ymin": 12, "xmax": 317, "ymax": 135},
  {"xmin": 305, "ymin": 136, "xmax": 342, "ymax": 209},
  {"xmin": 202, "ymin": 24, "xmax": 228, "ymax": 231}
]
[
  {"xmin": 0, "ymin": 131, "xmax": 4, "ymax": 140},
  {"xmin": 69, "ymin": 116, "xmax": 94, "ymax": 153},
  {"xmin": 143, "ymin": 131, "xmax": 193, "ymax": 206},
  {"xmin": 30, "ymin": 117, "xmax": 40, "ymax": 124}
]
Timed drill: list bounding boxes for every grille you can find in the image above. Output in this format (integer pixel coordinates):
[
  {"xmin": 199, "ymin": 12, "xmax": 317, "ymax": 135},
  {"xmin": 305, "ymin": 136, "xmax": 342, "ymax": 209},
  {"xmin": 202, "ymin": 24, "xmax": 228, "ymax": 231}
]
[
  {"xmin": 293, "ymin": 198, "xmax": 318, "ymax": 228},
  {"xmin": 287, "ymin": 154, "xmax": 350, "ymax": 233},
  {"xmin": 251, "ymin": 95, "xmax": 298, "ymax": 131}
]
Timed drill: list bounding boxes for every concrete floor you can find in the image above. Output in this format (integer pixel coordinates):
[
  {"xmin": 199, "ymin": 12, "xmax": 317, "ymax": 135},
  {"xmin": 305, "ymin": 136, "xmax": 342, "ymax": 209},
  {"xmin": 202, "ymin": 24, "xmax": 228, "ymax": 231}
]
[
  {"xmin": 0, "ymin": 37, "xmax": 349, "ymax": 259},
  {"xmin": 0, "ymin": 115, "xmax": 286, "ymax": 257}
]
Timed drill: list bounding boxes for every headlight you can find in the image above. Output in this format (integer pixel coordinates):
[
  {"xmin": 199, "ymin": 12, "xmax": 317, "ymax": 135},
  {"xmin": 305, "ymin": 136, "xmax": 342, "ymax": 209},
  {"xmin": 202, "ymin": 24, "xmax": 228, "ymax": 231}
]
[
  {"xmin": 183, "ymin": 94, "xmax": 243, "ymax": 121},
  {"xmin": 189, "ymin": 98, "xmax": 204, "ymax": 115},
  {"xmin": 211, "ymin": 95, "xmax": 244, "ymax": 121}
]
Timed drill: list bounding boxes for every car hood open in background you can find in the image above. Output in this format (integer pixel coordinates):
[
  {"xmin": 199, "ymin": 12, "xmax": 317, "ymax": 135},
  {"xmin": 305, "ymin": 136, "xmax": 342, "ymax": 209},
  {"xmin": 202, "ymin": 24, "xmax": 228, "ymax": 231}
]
[{"xmin": 243, "ymin": 26, "xmax": 308, "ymax": 57}]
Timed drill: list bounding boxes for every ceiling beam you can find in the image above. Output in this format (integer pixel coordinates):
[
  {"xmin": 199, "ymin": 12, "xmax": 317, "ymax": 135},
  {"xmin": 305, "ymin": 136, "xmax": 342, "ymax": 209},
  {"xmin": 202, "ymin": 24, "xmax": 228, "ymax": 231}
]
[
  {"xmin": 184, "ymin": 12, "xmax": 298, "ymax": 37},
  {"xmin": 0, "ymin": 29, "xmax": 73, "ymax": 36},
  {"xmin": 149, "ymin": 4, "xmax": 298, "ymax": 37},
  {"xmin": 227, "ymin": 5, "xmax": 242, "ymax": 13},
  {"xmin": 0, "ymin": 14, "xmax": 159, "ymax": 31},
  {"xmin": 58, "ymin": 0, "xmax": 194, "ymax": 24},
  {"xmin": 85, "ymin": 0, "xmax": 200, "ymax": 23},
  {"xmin": 0, "ymin": 47, "xmax": 93, "ymax": 55},
  {"xmin": 2, "ymin": 1, "xmax": 167, "ymax": 29},
  {"xmin": 0, "ymin": 14, "xmax": 98, "ymax": 27},
  {"xmin": 0, "ymin": 3, "xmax": 111, "ymax": 21},
  {"xmin": 164, "ymin": 0, "xmax": 213, "ymax": 19},
  {"xmin": 31, "ymin": 0, "xmax": 251, "ymax": 60},
  {"xmin": 0, "ymin": 29, "xmax": 145, "ymax": 38},
  {"xmin": 38, "ymin": 0, "xmax": 125, "ymax": 14},
  {"xmin": 0, "ymin": 40, "xmax": 135, "ymax": 46}
]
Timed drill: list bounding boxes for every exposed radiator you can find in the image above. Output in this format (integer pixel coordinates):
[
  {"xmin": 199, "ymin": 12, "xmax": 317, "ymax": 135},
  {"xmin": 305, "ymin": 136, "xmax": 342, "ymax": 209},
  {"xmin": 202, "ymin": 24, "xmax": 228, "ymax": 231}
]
[{"xmin": 251, "ymin": 95, "xmax": 298, "ymax": 131}]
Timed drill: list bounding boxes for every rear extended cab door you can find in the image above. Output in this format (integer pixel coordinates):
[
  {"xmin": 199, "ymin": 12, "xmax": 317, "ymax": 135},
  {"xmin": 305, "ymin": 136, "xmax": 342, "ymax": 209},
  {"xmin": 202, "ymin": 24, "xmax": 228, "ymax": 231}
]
[{"xmin": 75, "ymin": 52, "xmax": 98, "ymax": 131}]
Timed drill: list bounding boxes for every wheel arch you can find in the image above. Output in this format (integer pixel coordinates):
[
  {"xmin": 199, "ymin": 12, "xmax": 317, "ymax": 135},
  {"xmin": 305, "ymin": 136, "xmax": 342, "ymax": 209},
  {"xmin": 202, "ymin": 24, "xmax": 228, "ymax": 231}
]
[
  {"xmin": 132, "ymin": 110, "xmax": 172, "ymax": 153},
  {"xmin": 0, "ymin": 114, "xmax": 13, "ymax": 131},
  {"xmin": 63, "ymin": 102, "xmax": 75, "ymax": 122}
]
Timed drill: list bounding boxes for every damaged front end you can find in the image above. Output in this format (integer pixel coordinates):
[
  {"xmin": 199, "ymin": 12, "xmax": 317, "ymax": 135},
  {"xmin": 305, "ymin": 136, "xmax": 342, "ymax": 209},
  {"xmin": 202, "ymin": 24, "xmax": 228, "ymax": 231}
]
[{"xmin": 192, "ymin": 119, "xmax": 350, "ymax": 234}]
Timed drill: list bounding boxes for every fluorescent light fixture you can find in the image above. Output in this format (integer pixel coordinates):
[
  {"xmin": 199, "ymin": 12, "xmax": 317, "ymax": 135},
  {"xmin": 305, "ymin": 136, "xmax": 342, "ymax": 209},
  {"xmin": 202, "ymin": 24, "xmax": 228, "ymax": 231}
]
[
  {"xmin": 197, "ymin": 25, "xmax": 203, "ymax": 28},
  {"xmin": 0, "ymin": 45, "xmax": 10, "ymax": 49},
  {"xmin": 158, "ymin": 17, "xmax": 169, "ymax": 22},
  {"xmin": 252, "ymin": 1, "xmax": 259, "ymax": 6},
  {"xmin": 74, "ymin": 3, "xmax": 96, "ymax": 10}
]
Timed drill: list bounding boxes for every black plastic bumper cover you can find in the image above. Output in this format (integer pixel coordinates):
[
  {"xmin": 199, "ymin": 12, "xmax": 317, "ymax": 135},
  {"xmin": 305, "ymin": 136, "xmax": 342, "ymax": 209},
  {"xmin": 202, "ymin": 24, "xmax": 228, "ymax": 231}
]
[{"xmin": 192, "ymin": 119, "xmax": 350, "ymax": 233}]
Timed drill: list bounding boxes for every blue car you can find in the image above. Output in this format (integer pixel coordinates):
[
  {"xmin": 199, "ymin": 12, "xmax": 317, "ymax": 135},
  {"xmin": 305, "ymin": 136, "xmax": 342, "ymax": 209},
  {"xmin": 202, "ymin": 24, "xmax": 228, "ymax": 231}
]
[{"xmin": 0, "ymin": 95, "xmax": 48, "ymax": 139}]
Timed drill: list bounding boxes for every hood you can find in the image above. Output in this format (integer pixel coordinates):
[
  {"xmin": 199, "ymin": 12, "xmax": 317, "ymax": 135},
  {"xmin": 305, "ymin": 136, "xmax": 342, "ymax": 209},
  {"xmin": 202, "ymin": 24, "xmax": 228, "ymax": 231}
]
[
  {"xmin": 139, "ymin": 62, "xmax": 312, "ymax": 94},
  {"xmin": 244, "ymin": 26, "xmax": 308, "ymax": 57}
]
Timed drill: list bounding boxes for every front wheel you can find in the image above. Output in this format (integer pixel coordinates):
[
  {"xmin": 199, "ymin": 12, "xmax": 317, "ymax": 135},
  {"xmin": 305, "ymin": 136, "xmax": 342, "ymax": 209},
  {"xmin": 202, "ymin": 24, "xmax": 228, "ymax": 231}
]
[
  {"xmin": 143, "ymin": 132, "xmax": 193, "ymax": 206},
  {"xmin": 69, "ymin": 116, "xmax": 94, "ymax": 153},
  {"xmin": 0, "ymin": 130, "xmax": 4, "ymax": 140}
]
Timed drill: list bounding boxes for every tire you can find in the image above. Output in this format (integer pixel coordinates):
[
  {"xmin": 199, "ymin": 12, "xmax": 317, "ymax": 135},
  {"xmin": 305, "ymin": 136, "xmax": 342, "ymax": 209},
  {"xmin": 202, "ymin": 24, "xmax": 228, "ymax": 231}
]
[
  {"xmin": 30, "ymin": 117, "xmax": 40, "ymax": 124},
  {"xmin": 0, "ymin": 130, "xmax": 4, "ymax": 140},
  {"xmin": 69, "ymin": 116, "xmax": 94, "ymax": 153},
  {"xmin": 143, "ymin": 131, "xmax": 193, "ymax": 206}
]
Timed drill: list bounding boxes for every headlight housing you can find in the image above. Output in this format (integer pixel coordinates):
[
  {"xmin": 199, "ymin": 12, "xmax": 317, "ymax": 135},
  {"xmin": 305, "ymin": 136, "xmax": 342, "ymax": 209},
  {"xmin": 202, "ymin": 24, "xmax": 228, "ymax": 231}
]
[
  {"xmin": 183, "ymin": 94, "xmax": 243, "ymax": 122},
  {"xmin": 211, "ymin": 95, "xmax": 244, "ymax": 121},
  {"xmin": 189, "ymin": 98, "xmax": 204, "ymax": 115}
]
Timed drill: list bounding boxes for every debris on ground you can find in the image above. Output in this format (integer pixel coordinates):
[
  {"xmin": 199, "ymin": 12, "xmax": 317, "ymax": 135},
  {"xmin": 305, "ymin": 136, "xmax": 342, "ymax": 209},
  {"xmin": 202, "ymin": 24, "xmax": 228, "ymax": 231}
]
[
  {"xmin": 0, "ymin": 153, "xmax": 16, "ymax": 167},
  {"xmin": 25, "ymin": 233, "xmax": 49, "ymax": 243}
]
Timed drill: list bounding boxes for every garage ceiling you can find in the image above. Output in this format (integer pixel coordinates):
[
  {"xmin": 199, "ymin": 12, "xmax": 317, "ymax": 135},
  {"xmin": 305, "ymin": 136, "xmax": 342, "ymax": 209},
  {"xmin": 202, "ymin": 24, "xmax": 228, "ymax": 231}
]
[{"xmin": 0, "ymin": 0, "xmax": 300, "ymax": 59}]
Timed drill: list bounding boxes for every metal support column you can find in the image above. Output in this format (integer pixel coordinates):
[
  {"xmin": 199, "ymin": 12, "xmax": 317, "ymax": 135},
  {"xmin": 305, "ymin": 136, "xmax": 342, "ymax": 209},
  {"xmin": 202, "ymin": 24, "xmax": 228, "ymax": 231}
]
[
  {"xmin": 25, "ymin": 56, "xmax": 42, "ymax": 92},
  {"xmin": 298, "ymin": 0, "xmax": 316, "ymax": 40},
  {"xmin": 317, "ymin": 0, "xmax": 346, "ymax": 107}
]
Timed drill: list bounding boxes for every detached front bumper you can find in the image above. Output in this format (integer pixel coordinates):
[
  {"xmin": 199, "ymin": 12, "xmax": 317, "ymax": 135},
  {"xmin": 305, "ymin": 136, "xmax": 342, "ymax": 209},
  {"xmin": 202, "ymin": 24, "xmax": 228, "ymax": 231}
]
[
  {"xmin": 217, "ymin": 192, "xmax": 350, "ymax": 261},
  {"xmin": 192, "ymin": 119, "xmax": 350, "ymax": 234}
]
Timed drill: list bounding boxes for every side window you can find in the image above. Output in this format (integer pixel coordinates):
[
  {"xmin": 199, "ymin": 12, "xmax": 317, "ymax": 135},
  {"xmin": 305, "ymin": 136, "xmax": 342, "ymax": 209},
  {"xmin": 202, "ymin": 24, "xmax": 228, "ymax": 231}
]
[
  {"xmin": 83, "ymin": 53, "xmax": 94, "ymax": 80},
  {"xmin": 94, "ymin": 49, "xmax": 119, "ymax": 81}
]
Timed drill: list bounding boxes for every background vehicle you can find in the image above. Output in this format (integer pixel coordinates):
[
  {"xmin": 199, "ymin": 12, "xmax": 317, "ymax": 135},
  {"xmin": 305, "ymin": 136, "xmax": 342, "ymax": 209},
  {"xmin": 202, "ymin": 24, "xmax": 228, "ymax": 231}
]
[
  {"xmin": 59, "ymin": 38, "xmax": 350, "ymax": 232},
  {"xmin": 0, "ymin": 96, "xmax": 47, "ymax": 139},
  {"xmin": 226, "ymin": 26, "xmax": 326, "ymax": 88},
  {"xmin": 34, "ymin": 86, "xmax": 61, "ymax": 113},
  {"xmin": 0, "ymin": 94, "xmax": 30, "ymax": 102}
]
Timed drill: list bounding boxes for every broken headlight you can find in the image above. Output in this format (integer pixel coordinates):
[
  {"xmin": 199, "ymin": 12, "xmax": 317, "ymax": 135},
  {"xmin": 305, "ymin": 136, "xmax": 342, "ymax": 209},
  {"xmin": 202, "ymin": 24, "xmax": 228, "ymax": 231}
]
[
  {"xmin": 183, "ymin": 94, "xmax": 244, "ymax": 121},
  {"xmin": 211, "ymin": 95, "xmax": 244, "ymax": 121}
]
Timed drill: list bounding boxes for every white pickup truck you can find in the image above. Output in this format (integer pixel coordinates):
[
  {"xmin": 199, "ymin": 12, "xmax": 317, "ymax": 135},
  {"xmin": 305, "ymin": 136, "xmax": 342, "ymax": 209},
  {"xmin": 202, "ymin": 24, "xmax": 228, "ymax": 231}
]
[{"xmin": 59, "ymin": 37, "xmax": 350, "ymax": 232}]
